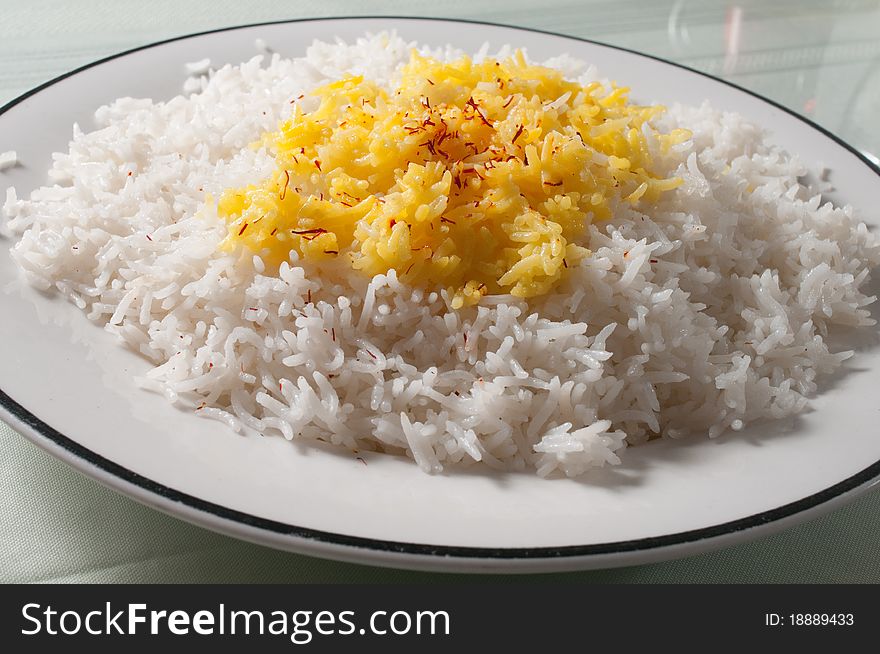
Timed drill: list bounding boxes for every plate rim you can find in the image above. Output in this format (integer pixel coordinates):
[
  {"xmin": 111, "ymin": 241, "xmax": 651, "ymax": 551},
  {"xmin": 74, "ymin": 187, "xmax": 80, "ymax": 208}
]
[{"xmin": 2, "ymin": 14, "xmax": 880, "ymax": 572}]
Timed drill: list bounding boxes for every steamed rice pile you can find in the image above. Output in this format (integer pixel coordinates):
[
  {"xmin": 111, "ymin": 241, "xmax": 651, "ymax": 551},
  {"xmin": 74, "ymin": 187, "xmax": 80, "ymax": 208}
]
[{"xmin": 5, "ymin": 34, "xmax": 879, "ymax": 477}]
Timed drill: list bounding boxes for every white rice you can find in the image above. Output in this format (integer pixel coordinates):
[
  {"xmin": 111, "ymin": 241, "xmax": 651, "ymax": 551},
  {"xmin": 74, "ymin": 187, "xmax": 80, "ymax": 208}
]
[
  {"xmin": 5, "ymin": 34, "xmax": 879, "ymax": 477},
  {"xmin": 0, "ymin": 150, "xmax": 17, "ymax": 171},
  {"xmin": 184, "ymin": 58, "xmax": 212, "ymax": 75}
]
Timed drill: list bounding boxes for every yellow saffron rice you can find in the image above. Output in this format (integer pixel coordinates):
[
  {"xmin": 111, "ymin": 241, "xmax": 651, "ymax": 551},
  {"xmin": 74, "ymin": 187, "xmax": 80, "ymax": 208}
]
[{"xmin": 217, "ymin": 51, "xmax": 688, "ymax": 308}]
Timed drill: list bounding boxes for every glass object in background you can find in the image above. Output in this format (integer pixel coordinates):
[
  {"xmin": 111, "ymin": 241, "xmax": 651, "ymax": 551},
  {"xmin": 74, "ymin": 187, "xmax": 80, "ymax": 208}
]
[{"xmin": 665, "ymin": 0, "xmax": 880, "ymax": 158}]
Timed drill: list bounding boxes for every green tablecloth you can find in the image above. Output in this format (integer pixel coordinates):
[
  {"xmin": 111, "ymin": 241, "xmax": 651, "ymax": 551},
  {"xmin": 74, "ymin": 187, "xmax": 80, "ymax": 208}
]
[{"xmin": 2, "ymin": 0, "xmax": 879, "ymax": 583}]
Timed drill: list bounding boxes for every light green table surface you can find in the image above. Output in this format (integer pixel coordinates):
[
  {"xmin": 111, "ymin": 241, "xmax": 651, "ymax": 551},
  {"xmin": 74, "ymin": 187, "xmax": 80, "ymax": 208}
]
[{"xmin": 2, "ymin": 0, "xmax": 879, "ymax": 583}]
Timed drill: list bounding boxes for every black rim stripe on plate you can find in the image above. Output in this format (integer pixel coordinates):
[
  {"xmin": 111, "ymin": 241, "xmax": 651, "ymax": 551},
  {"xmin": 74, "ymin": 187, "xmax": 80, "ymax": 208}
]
[{"xmin": 1, "ymin": 15, "xmax": 879, "ymax": 563}]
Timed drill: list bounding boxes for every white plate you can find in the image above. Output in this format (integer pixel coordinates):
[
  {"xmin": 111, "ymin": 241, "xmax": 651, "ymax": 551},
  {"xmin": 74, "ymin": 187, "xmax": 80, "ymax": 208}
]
[{"xmin": 1, "ymin": 17, "xmax": 879, "ymax": 573}]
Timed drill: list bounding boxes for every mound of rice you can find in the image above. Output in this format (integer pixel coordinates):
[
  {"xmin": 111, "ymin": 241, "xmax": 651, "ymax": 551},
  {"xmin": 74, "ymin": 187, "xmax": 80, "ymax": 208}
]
[{"xmin": 5, "ymin": 34, "xmax": 879, "ymax": 477}]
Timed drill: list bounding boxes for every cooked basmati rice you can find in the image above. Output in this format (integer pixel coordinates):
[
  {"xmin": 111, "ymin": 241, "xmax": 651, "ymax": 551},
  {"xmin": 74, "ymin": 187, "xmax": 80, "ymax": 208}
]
[
  {"xmin": 0, "ymin": 150, "xmax": 17, "ymax": 171},
  {"xmin": 5, "ymin": 33, "xmax": 879, "ymax": 477}
]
